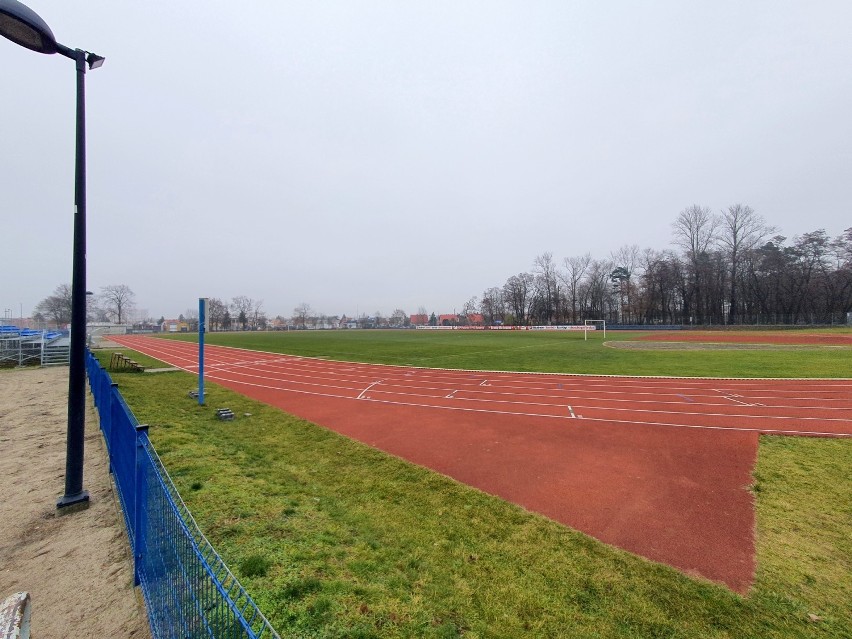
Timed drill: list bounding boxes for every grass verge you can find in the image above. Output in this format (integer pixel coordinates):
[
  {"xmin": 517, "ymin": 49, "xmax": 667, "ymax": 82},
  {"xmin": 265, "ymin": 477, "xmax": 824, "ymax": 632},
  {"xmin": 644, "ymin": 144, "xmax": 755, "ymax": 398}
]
[{"xmin": 96, "ymin": 349, "xmax": 852, "ymax": 638}]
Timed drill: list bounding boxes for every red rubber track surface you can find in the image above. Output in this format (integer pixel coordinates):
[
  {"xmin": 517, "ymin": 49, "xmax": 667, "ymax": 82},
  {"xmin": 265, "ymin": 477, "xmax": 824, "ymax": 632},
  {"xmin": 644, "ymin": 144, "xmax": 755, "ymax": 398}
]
[{"xmin": 109, "ymin": 335, "xmax": 852, "ymax": 593}]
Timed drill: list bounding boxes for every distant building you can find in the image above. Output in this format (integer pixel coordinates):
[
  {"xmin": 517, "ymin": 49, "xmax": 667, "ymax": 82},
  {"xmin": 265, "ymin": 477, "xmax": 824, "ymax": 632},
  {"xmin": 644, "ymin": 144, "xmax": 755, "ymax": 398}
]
[
  {"xmin": 465, "ymin": 313, "xmax": 484, "ymax": 326},
  {"xmin": 269, "ymin": 317, "xmax": 288, "ymax": 330},
  {"xmin": 162, "ymin": 319, "xmax": 189, "ymax": 333},
  {"xmin": 409, "ymin": 314, "xmax": 429, "ymax": 326},
  {"xmin": 438, "ymin": 314, "xmax": 459, "ymax": 326}
]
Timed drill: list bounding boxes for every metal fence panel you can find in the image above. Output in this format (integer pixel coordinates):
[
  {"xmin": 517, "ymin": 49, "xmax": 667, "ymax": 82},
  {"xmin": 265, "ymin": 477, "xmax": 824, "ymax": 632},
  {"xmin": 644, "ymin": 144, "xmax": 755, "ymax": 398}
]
[{"xmin": 85, "ymin": 351, "xmax": 280, "ymax": 639}]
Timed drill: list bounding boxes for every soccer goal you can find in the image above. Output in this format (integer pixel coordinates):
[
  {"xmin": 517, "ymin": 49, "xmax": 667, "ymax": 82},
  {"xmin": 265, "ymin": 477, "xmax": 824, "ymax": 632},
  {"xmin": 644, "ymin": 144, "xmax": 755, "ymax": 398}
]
[{"xmin": 583, "ymin": 319, "xmax": 606, "ymax": 341}]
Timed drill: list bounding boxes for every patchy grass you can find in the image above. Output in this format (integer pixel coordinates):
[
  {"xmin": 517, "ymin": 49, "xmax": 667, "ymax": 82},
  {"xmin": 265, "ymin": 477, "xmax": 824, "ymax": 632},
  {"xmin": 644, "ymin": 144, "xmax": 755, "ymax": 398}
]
[
  {"xmin": 90, "ymin": 347, "xmax": 177, "ymax": 371},
  {"xmin": 97, "ymin": 350, "xmax": 852, "ymax": 638},
  {"xmin": 158, "ymin": 329, "xmax": 852, "ymax": 378},
  {"xmin": 750, "ymin": 436, "xmax": 852, "ymax": 630}
]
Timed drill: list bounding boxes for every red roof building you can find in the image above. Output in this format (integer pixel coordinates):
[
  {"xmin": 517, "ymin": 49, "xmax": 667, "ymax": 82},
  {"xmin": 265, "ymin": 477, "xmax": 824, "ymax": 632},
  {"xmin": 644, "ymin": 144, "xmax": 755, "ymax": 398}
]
[{"xmin": 465, "ymin": 313, "xmax": 484, "ymax": 326}]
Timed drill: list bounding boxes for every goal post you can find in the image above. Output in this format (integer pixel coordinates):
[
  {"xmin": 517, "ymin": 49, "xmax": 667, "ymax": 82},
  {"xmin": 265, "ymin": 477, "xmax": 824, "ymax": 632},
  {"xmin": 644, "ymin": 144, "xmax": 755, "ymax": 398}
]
[{"xmin": 583, "ymin": 319, "xmax": 606, "ymax": 341}]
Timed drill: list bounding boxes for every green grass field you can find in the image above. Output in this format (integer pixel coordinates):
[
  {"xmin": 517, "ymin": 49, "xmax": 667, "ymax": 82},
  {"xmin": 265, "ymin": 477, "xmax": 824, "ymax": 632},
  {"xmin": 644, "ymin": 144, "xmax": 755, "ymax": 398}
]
[
  {"xmin": 94, "ymin": 330, "xmax": 851, "ymax": 637},
  {"xmin": 158, "ymin": 328, "xmax": 852, "ymax": 378}
]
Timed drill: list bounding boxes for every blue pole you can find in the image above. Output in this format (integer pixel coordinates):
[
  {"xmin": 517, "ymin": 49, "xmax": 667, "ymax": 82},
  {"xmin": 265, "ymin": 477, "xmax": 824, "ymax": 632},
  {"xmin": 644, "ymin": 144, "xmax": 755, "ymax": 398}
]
[{"xmin": 198, "ymin": 297, "xmax": 207, "ymax": 406}]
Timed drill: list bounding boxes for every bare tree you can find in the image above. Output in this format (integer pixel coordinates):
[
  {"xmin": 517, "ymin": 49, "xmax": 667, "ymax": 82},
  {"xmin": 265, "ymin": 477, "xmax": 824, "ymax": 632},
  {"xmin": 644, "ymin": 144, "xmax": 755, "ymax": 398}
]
[
  {"xmin": 99, "ymin": 284, "xmax": 135, "ymax": 324},
  {"xmin": 503, "ymin": 273, "xmax": 535, "ymax": 325},
  {"xmin": 841, "ymin": 228, "xmax": 852, "ymax": 267},
  {"xmin": 480, "ymin": 287, "xmax": 505, "ymax": 325},
  {"xmin": 718, "ymin": 204, "xmax": 774, "ymax": 323},
  {"xmin": 34, "ymin": 284, "xmax": 73, "ymax": 326},
  {"xmin": 87, "ymin": 297, "xmax": 110, "ymax": 323},
  {"xmin": 207, "ymin": 297, "xmax": 227, "ymax": 331},
  {"xmin": 584, "ymin": 259, "xmax": 615, "ymax": 320},
  {"xmin": 561, "ymin": 254, "xmax": 591, "ymax": 324},
  {"xmin": 533, "ymin": 252, "xmax": 560, "ymax": 324},
  {"xmin": 230, "ymin": 296, "xmax": 254, "ymax": 330},
  {"xmin": 673, "ymin": 205, "xmax": 718, "ymax": 257},
  {"xmin": 293, "ymin": 303, "xmax": 311, "ymax": 329},
  {"xmin": 461, "ymin": 296, "xmax": 478, "ymax": 316},
  {"xmin": 466, "ymin": 215, "xmax": 847, "ymax": 327},
  {"xmin": 390, "ymin": 309, "xmax": 407, "ymax": 328},
  {"xmin": 183, "ymin": 307, "xmax": 199, "ymax": 332},
  {"xmin": 251, "ymin": 299, "xmax": 265, "ymax": 330},
  {"xmin": 672, "ymin": 205, "xmax": 719, "ymax": 323}
]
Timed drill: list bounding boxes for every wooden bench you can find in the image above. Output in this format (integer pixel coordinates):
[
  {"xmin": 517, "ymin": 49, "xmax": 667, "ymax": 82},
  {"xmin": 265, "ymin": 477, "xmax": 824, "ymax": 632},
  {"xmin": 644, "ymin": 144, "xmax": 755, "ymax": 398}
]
[{"xmin": 109, "ymin": 352, "xmax": 144, "ymax": 372}]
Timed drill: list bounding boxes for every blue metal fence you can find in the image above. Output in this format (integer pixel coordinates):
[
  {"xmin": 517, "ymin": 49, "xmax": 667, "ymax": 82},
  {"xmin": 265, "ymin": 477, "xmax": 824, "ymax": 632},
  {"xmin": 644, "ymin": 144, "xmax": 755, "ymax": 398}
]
[{"xmin": 86, "ymin": 350, "xmax": 281, "ymax": 639}]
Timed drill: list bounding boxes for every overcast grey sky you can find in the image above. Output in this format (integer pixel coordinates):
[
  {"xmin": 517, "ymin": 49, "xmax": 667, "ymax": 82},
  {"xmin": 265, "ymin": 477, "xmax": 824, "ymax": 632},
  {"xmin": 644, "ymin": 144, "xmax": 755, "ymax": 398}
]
[{"xmin": 2, "ymin": 1, "xmax": 850, "ymax": 321}]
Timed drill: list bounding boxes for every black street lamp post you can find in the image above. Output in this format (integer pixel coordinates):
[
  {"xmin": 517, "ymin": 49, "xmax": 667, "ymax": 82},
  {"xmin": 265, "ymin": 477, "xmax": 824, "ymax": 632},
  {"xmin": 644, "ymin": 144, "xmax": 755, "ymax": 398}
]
[{"xmin": 0, "ymin": 0, "xmax": 104, "ymax": 511}]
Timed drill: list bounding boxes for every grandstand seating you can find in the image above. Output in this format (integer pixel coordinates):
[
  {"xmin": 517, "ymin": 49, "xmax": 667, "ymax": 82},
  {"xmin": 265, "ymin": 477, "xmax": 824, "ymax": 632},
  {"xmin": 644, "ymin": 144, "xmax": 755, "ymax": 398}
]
[{"xmin": 0, "ymin": 325, "xmax": 70, "ymax": 367}]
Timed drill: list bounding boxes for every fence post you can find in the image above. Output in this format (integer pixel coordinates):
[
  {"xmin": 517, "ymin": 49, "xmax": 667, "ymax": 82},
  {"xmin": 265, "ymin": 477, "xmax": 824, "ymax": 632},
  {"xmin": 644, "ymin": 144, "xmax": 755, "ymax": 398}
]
[
  {"xmin": 102, "ymin": 372, "xmax": 111, "ymax": 412},
  {"xmin": 133, "ymin": 424, "xmax": 149, "ymax": 587},
  {"xmin": 106, "ymin": 383, "xmax": 120, "ymax": 461}
]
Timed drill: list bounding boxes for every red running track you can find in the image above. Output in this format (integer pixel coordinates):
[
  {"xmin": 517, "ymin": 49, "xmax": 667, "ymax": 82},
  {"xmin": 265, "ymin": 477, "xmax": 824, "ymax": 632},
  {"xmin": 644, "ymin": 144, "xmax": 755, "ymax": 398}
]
[{"xmin": 109, "ymin": 335, "xmax": 852, "ymax": 593}]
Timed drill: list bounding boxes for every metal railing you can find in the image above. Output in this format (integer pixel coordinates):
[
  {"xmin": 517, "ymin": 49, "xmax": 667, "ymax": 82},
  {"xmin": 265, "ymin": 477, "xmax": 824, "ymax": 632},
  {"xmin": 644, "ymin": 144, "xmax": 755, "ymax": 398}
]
[
  {"xmin": 0, "ymin": 326, "xmax": 68, "ymax": 367},
  {"xmin": 86, "ymin": 350, "xmax": 281, "ymax": 639}
]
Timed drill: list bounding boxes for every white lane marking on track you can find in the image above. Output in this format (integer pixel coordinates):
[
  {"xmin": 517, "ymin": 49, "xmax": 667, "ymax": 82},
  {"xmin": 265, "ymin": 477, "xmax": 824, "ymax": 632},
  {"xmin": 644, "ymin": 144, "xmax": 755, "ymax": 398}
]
[
  {"xmin": 116, "ymin": 344, "xmax": 852, "ymax": 437},
  {"xmin": 148, "ymin": 350, "xmax": 848, "ymax": 412},
  {"xmin": 116, "ymin": 341, "xmax": 851, "ymax": 437},
  {"xmin": 119, "ymin": 337, "xmax": 852, "ymax": 387},
  {"xmin": 357, "ymin": 386, "xmax": 852, "ymax": 424},
  {"xmin": 356, "ymin": 396, "xmax": 852, "ymax": 437},
  {"xmin": 724, "ymin": 396, "xmax": 753, "ymax": 406},
  {"xmin": 446, "ymin": 390, "xmax": 457, "ymax": 398},
  {"xmin": 210, "ymin": 358, "xmax": 280, "ymax": 370},
  {"xmin": 204, "ymin": 373, "xmax": 852, "ymax": 437},
  {"xmin": 480, "ymin": 380, "xmax": 490, "ymax": 386},
  {"xmin": 137, "ymin": 348, "xmax": 851, "ymax": 426},
  {"xmin": 108, "ymin": 338, "xmax": 852, "ymax": 386},
  {"xmin": 357, "ymin": 381, "xmax": 382, "ymax": 400},
  {"xmin": 255, "ymin": 374, "xmax": 852, "ymax": 413},
  {"xmin": 713, "ymin": 388, "xmax": 754, "ymax": 406},
  {"xmin": 568, "ymin": 405, "xmax": 576, "ymax": 418}
]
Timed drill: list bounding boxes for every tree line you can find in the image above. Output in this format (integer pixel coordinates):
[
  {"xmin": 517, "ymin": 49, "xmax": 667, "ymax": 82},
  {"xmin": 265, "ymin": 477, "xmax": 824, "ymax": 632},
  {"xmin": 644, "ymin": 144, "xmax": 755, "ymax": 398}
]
[
  {"xmin": 471, "ymin": 206, "xmax": 851, "ymax": 326},
  {"xmin": 30, "ymin": 287, "xmax": 268, "ymax": 331},
  {"xmin": 32, "ymin": 284, "xmax": 137, "ymax": 326},
  {"xmin": 29, "ymin": 205, "xmax": 851, "ymax": 330},
  {"xmin": 201, "ymin": 296, "xmax": 266, "ymax": 331}
]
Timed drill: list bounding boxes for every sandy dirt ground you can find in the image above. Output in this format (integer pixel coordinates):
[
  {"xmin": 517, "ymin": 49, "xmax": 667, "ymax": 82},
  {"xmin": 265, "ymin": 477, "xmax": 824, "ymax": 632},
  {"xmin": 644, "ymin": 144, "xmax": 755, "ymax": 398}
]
[{"xmin": 0, "ymin": 366, "xmax": 150, "ymax": 638}]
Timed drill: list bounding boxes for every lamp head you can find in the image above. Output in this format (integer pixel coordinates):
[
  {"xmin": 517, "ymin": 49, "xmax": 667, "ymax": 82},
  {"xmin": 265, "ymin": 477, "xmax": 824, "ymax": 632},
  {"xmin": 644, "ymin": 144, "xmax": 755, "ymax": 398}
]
[
  {"xmin": 86, "ymin": 52, "xmax": 104, "ymax": 69},
  {"xmin": 0, "ymin": 0, "xmax": 58, "ymax": 54}
]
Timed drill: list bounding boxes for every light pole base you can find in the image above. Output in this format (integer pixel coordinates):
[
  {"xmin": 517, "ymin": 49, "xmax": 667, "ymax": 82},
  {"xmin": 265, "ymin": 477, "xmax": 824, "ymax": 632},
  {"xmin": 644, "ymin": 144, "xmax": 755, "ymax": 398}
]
[{"xmin": 56, "ymin": 490, "xmax": 90, "ymax": 514}]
